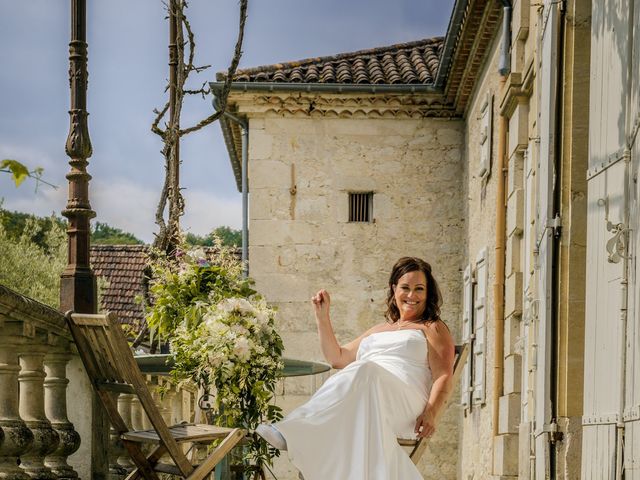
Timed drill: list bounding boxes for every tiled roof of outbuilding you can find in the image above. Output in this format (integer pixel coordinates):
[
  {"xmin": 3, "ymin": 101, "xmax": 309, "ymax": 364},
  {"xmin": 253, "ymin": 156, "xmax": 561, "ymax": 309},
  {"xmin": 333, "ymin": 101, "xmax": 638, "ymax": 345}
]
[
  {"xmin": 91, "ymin": 244, "xmax": 149, "ymax": 327},
  {"xmin": 90, "ymin": 244, "xmax": 241, "ymax": 330},
  {"xmin": 221, "ymin": 37, "xmax": 444, "ymax": 85}
]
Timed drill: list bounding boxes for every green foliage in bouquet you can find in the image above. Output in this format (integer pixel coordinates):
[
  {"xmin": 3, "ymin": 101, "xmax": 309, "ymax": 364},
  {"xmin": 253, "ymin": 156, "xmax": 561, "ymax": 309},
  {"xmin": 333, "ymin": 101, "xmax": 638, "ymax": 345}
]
[{"xmin": 144, "ymin": 240, "xmax": 284, "ymax": 472}]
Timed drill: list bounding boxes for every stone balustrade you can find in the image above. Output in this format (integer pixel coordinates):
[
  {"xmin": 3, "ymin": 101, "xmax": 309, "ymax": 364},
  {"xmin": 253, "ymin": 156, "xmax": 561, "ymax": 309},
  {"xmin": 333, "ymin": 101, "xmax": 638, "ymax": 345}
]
[
  {"xmin": 0, "ymin": 285, "xmax": 80, "ymax": 480},
  {"xmin": 0, "ymin": 285, "xmax": 198, "ymax": 480}
]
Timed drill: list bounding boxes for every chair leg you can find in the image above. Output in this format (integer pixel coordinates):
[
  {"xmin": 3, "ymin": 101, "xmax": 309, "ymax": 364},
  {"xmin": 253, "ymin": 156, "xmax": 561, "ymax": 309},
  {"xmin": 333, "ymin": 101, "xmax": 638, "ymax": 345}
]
[
  {"xmin": 121, "ymin": 440, "xmax": 162, "ymax": 480},
  {"xmin": 125, "ymin": 444, "xmax": 167, "ymax": 480},
  {"xmin": 186, "ymin": 429, "xmax": 244, "ymax": 480},
  {"xmin": 409, "ymin": 437, "xmax": 430, "ymax": 465}
]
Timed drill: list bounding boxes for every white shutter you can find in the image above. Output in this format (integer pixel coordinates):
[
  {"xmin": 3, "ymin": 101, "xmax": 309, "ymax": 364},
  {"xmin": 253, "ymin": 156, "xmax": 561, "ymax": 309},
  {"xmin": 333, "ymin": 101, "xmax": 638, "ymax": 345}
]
[
  {"xmin": 473, "ymin": 248, "xmax": 488, "ymax": 405},
  {"xmin": 461, "ymin": 264, "xmax": 474, "ymax": 410},
  {"xmin": 479, "ymin": 93, "xmax": 493, "ymax": 179}
]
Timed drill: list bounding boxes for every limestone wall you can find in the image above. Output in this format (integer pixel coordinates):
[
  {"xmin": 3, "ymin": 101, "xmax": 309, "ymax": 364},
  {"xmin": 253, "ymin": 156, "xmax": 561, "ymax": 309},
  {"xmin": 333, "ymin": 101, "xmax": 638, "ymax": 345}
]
[
  {"xmin": 243, "ymin": 111, "xmax": 465, "ymax": 479},
  {"xmin": 458, "ymin": 33, "xmax": 503, "ymax": 480}
]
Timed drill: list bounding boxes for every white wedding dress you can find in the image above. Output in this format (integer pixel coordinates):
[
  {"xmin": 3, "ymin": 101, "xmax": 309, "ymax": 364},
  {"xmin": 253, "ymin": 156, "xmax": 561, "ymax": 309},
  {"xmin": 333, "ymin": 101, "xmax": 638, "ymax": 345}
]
[{"xmin": 275, "ymin": 329, "xmax": 433, "ymax": 480}]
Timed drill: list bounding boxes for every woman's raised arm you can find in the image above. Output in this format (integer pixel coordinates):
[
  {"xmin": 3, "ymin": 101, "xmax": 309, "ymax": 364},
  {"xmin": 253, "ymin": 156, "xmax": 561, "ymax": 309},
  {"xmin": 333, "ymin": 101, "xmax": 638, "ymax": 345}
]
[{"xmin": 312, "ymin": 289, "xmax": 369, "ymax": 369}]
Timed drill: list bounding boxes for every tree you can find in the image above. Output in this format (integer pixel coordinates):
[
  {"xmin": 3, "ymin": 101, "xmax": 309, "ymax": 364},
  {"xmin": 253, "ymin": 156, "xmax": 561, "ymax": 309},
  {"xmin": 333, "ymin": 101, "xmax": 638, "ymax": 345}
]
[
  {"xmin": 0, "ymin": 214, "xmax": 66, "ymax": 307},
  {"xmin": 185, "ymin": 226, "xmax": 241, "ymax": 248},
  {"xmin": 151, "ymin": 0, "xmax": 247, "ymax": 253},
  {"xmin": 92, "ymin": 222, "xmax": 144, "ymax": 245},
  {"xmin": 0, "ymin": 209, "xmax": 66, "ymax": 251},
  {"xmin": 0, "ymin": 210, "xmax": 144, "ymax": 247}
]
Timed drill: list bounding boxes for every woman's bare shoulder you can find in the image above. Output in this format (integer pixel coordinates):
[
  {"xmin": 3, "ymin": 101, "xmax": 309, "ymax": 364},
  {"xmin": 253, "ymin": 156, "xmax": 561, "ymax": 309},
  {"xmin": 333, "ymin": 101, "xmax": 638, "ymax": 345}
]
[{"xmin": 422, "ymin": 320, "xmax": 454, "ymax": 346}]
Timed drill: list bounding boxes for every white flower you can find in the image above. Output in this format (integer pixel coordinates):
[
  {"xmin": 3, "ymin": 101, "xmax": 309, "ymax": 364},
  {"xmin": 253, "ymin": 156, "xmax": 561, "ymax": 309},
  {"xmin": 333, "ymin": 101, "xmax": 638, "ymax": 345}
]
[
  {"xmin": 233, "ymin": 337, "xmax": 251, "ymax": 361},
  {"xmin": 255, "ymin": 310, "xmax": 269, "ymax": 325},
  {"xmin": 187, "ymin": 247, "xmax": 207, "ymax": 262},
  {"xmin": 231, "ymin": 324, "xmax": 249, "ymax": 337},
  {"xmin": 208, "ymin": 351, "xmax": 224, "ymax": 368}
]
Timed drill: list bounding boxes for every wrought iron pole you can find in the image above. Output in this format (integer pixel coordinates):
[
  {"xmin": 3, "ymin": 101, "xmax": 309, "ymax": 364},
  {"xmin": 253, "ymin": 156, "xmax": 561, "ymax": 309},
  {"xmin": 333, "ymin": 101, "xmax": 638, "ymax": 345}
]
[
  {"xmin": 61, "ymin": 2, "xmax": 108, "ymax": 479},
  {"xmin": 60, "ymin": 0, "xmax": 97, "ymax": 315}
]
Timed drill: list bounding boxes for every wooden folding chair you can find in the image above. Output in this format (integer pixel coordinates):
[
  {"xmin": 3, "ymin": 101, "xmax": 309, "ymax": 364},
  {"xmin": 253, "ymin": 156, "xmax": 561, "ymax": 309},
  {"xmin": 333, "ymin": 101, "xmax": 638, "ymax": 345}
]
[
  {"xmin": 65, "ymin": 311, "xmax": 245, "ymax": 480},
  {"xmin": 398, "ymin": 343, "xmax": 470, "ymax": 464}
]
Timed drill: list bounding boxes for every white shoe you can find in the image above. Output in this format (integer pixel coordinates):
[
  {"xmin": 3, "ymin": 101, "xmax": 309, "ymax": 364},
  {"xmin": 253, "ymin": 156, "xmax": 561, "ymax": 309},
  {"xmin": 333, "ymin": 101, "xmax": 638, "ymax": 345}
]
[{"xmin": 256, "ymin": 424, "xmax": 287, "ymax": 451}]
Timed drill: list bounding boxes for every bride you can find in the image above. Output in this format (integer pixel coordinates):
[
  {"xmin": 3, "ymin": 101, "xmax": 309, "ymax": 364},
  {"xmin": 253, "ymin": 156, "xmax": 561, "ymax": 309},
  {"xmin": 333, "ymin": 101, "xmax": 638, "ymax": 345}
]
[{"xmin": 257, "ymin": 257, "xmax": 456, "ymax": 479}]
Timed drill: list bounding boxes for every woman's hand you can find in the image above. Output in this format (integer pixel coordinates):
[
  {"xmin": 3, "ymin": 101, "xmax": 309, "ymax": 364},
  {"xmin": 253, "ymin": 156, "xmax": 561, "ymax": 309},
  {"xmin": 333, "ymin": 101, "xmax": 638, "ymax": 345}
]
[
  {"xmin": 311, "ymin": 289, "xmax": 331, "ymax": 323},
  {"xmin": 414, "ymin": 406, "xmax": 437, "ymax": 439}
]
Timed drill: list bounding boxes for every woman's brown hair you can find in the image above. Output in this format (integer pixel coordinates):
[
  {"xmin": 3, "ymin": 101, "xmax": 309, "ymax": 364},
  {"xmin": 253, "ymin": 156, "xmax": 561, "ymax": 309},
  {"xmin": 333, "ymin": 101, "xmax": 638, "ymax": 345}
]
[{"xmin": 385, "ymin": 257, "xmax": 442, "ymax": 323}]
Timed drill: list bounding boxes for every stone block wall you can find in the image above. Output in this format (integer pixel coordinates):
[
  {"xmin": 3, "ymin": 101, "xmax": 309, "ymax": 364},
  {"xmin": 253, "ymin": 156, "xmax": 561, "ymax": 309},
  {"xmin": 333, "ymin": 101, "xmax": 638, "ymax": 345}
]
[
  {"xmin": 459, "ymin": 35, "xmax": 503, "ymax": 480},
  {"xmin": 244, "ymin": 111, "xmax": 465, "ymax": 478}
]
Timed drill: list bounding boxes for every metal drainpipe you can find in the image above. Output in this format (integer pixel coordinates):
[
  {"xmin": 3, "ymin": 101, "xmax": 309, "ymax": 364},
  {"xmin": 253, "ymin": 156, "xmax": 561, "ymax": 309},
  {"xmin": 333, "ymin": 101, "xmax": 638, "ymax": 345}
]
[
  {"xmin": 212, "ymin": 94, "xmax": 249, "ymax": 278},
  {"xmin": 616, "ymin": 1, "xmax": 634, "ymax": 476},
  {"xmin": 550, "ymin": 2, "xmax": 566, "ymax": 477},
  {"xmin": 492, "ymin": 0, "xmax": 511, "ymax": 459},
  {"xmin": 498, "ymin": 0, "xmax": 512, "ymax": 77}
]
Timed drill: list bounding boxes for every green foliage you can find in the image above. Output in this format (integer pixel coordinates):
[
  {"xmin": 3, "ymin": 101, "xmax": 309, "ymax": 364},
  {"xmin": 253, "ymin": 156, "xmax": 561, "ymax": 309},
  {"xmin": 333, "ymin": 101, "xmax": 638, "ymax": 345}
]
[
  {"xmin": 0, "ymin": 210, "xmax": 143, "ymax": 248},
  {"xmin": 145, "ymin": 239, "xmax": 283, "ymax": 470},
  {"xmin": 1, "ymin": 159, "xmax": 30, "ymax": 186},
  {"xmin": 1, "ymin": 159, "xmax": 56, "ymax": 190},
  {"xmin": 0, "ymin": 210, "xmax": 66, "ymax": 307},
  {"xmin": 185, "ymin": 226, "xmax": 242, "ymax": 248},
  {"xmin": 0, "ymin": 209, "xmax": 66, "ymax": 252},
  {"xmin": 92, "ymin": 222, "xmax": 144, "ymax": 245},
  {"xmin": 145, "ymin": 243, "xmax": 253, "ymax": 340}
]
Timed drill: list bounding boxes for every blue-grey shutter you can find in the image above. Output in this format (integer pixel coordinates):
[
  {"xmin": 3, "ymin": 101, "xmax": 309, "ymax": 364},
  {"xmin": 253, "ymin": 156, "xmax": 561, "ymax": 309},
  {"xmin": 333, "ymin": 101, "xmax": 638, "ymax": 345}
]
[
  {"xmin": 461, "ymin": 264, "xmax": 474, "ymax": 410},
  {"xmin": 473, "ymin": 248, "xmax": 488, "ymax": 405}
]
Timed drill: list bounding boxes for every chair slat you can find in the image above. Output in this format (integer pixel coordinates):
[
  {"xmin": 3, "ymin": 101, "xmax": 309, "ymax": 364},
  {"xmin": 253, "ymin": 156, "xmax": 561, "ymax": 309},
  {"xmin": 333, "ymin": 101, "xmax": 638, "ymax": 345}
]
[{"xmin": 66, "ymin": 311, "xmax": 247, "ymax": 480}]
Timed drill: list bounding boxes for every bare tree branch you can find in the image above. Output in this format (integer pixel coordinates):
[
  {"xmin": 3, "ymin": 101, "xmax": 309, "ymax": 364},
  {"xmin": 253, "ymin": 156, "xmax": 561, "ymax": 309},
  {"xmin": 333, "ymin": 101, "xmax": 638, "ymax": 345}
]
[
  {"xmin": 179, "ymin": 0, "xmax": 247, "ymax": 136},
  {"xmin": 151, "ymin": 101, "xmax": 170, "ymax": 137}
]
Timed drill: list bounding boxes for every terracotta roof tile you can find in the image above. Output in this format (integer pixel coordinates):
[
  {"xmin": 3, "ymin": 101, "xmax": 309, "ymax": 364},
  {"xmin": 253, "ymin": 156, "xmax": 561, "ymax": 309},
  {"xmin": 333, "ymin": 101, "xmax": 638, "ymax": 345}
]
[
  {"xmin": 90, "ymin": 245, "xmax": 240, "ymax": 330},
  {"xmin": 221, "ymin": 37, "xmax": 443, "ymax": 85}
]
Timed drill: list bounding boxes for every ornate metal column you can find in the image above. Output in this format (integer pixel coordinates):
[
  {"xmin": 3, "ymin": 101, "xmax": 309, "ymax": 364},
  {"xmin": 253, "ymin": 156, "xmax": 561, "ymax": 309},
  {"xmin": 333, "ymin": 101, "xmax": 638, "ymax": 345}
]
[
  {"xmin": 60, "ymin": 0, "xmax": 97, "ymax": 314},
  {"xmin": 60, "ymin": 2, "xmax": 108, "ymax": 479}
]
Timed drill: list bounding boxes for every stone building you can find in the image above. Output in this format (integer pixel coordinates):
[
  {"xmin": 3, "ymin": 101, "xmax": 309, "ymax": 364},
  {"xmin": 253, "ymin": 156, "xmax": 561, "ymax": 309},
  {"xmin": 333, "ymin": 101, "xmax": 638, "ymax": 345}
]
[
  {"xmin": 212, "ymin": 2, "xmax": 501, "ymax": 478},
  {"xmin": 212, "ymin": 0, "xmax": 640, "ymax": 478}
]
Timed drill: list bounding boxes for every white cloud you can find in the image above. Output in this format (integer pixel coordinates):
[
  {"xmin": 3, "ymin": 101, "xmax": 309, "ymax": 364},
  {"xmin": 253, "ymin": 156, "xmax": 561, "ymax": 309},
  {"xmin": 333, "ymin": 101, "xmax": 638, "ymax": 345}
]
[
  {"xmin": 181, "ymin": 189, "xmax": 242, "ymax": 236},
  {"xmin": 3, "ymin": 176, "xmax": 241, "ymax": 244}
]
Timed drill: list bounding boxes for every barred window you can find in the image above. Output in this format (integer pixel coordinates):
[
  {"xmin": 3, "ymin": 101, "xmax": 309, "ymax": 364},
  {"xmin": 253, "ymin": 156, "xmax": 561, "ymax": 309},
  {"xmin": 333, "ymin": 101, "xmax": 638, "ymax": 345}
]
[{"xmin": 348, "ymin": 192, "xmax": 373, "ymax": 223}]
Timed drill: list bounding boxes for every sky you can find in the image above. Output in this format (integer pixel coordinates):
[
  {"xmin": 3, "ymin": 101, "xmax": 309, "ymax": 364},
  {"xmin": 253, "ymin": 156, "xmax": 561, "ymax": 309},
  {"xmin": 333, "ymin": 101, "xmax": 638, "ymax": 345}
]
[{"xmin": 0, "ymin": 1, "xmax": 454, "ymax": 243}]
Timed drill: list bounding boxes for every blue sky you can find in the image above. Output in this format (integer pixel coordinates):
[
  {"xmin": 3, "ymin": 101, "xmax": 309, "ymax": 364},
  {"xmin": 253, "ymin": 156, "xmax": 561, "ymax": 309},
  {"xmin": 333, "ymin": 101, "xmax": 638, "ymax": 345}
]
[{"xmin": 0, "ymin": 1, "xmax": 454, "ymax": 243}]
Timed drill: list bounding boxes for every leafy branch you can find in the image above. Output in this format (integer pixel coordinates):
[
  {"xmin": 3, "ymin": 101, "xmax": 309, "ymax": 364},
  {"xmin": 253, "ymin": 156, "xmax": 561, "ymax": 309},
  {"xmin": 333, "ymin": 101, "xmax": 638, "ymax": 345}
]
[{"xmin": 1, "ymin": 159, "xmax": 58, "ymax": 190}]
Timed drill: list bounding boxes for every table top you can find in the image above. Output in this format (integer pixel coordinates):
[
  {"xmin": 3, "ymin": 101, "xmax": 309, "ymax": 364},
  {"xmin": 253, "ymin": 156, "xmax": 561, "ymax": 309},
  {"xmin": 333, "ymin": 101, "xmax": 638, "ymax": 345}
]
[{"xmin": 134, "ymin": 354, "xmax": 330, "ymax": 377}]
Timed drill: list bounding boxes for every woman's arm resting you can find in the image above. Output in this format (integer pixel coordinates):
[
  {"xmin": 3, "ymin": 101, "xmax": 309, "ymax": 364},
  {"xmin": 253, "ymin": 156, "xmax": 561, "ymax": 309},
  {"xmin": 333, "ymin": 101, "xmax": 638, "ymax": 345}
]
[{"xmin": 415, "ymin": 320, "xmax": 456, "ymax": 438}]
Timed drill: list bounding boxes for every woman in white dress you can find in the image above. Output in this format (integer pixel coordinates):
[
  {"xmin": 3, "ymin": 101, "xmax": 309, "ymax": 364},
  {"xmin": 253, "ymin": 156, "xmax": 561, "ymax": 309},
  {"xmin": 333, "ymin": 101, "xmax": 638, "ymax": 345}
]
[{"xmin": 257, "ymin": 257, "xmax": 456, "ymax": 480}]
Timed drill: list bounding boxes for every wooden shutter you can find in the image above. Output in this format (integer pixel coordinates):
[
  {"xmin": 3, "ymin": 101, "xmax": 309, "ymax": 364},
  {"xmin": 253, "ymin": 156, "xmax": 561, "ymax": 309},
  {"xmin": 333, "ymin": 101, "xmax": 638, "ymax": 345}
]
[
  {"xmin": 473, "ymin": 248, "xmax": 488, "ymax": 405},
  {"xmin": 461, "ymin": 264, "xmax": 474, "ymax": 410},
  {"xmin": 479, "ymin": 93, "xmax": 493, "ymax": 179}
]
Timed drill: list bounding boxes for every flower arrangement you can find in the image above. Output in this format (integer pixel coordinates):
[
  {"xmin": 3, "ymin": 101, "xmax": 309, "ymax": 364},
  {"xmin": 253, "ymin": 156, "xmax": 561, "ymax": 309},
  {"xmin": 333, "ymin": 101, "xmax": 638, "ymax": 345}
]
[{"xmin": 144, "ymin": 239, "xmax": 284, "ymax": 473}]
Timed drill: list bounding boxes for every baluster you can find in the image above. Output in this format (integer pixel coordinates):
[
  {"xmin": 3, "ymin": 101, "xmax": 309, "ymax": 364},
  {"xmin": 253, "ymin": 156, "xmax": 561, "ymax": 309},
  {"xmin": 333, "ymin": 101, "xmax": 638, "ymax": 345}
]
[
  {"xmin": 154, "ymin": 378, "xmax": 172, "ymax": 425},
  {"xmin": 43, "ymin": 354, "xmax": 81, "ymax": 479},
  {"xmin": 130, "ymin": 397, "xmax": 145, "ymax": 432},
  {"xmin": 18, "ymin": 352, "xmax": 59, "ymax": 479},
  {"xmin": 0, "ymin": 348, "xmax": 32, "ymax": 480},
  {"xmin": 116, "ymin": 395, "xmax": 134, "ymax": 471},
  {"xmin": 108, "ymin": 394, "xmax": 126, "ymax": 480}
]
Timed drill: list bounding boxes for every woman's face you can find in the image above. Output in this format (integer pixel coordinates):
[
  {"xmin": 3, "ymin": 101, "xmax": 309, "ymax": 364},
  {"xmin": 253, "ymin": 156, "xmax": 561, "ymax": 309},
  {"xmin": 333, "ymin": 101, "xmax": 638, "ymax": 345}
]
[{"xmin": 393, "ymin": 270, "xmax": 428, "ymax": 321}]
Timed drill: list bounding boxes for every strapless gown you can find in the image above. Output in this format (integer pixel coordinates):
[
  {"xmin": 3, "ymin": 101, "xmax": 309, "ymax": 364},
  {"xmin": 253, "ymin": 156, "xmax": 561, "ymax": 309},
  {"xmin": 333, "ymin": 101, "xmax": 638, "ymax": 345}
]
[{"xmin": 275, "ymin": 329, "xmax": 433, "ymax": 480}]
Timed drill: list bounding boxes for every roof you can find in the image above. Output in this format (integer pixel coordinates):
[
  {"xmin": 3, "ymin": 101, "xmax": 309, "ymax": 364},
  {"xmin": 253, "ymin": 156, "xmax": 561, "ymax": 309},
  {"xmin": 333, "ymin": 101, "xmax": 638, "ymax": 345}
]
[
  {"xmin": 215, "ymin": 0, "xmax": 504, "ymax": 191},
  {"xmin": 91, "ymin": 244, "xmax": 149, "ymax": 327},
  {"xmin": 90, "ymin": 244, "xmax": 242, "ymax": 329},
  {"xmin": 219, "ymin": 38, "xmax": 443, "ymax": 85}
]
